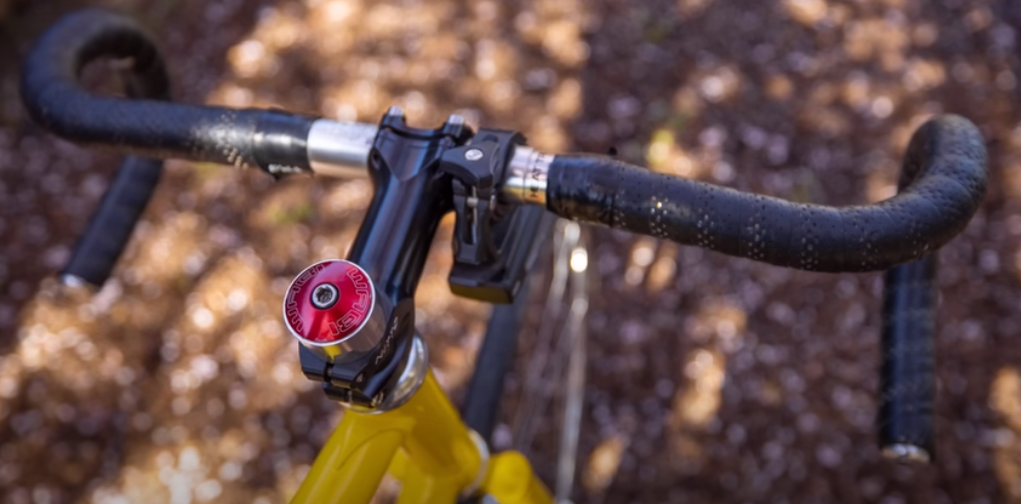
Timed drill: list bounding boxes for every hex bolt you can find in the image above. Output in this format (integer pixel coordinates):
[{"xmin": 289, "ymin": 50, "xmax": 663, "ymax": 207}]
[{"xmin": 311, "ymin": 282, "xmax": 340, "ymax": 309}]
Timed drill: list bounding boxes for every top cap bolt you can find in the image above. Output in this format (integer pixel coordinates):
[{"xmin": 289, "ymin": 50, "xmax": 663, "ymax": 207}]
[{"xmin": 311, "ymin": 282, "xmax": 339, "ymax": 309}]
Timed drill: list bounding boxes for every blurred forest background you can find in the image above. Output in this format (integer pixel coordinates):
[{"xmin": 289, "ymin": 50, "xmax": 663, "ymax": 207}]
[{"xmin": 2, "ymin": 0, "xmax": 1021, "ymax": 502}]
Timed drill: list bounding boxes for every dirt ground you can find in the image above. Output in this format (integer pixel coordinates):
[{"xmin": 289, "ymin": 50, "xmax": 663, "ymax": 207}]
[{"xmin": 2, "ymin": 0, "xmax": 1021, "ymax": 503}]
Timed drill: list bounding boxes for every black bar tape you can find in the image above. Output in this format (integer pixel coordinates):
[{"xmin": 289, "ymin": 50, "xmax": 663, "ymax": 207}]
[
  {"xmin": 61, "ymin": 156, "xmax": 162, "ymax": 286},
  {"xmin": 546, "ymin": 115, "xmax": 986, "ymax": 273},
  {"xmin": 20, "ymin": 8, "xmax": 314, "ymax": 172},
  {"xmin": 878, "ymin": 255, "xmax": 936, "ymax": 460}
]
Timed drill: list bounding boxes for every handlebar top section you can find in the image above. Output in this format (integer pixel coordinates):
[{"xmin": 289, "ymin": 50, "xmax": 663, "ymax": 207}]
[
  {"xmin": 544, "ymin": 115, "xmax": 987, "ymax": 272},
  {"xmin": 22, "ymin": 9, "xmax": 987, "ymax": 275},
  {"xmin": 21, "ymin": 8, "xmax": 316, "ymax": 175}
]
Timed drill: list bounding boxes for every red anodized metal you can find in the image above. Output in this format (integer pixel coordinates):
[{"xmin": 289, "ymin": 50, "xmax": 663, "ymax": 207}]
[{"xmin": 283, "ymin": 259, "xmax": 375, "ymax": 346}]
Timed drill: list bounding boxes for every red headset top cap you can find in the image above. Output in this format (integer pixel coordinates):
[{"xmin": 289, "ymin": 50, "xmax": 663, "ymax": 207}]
[{"xmin": 282, "ymin": 259, "xmax": 376, "ymax": 346}]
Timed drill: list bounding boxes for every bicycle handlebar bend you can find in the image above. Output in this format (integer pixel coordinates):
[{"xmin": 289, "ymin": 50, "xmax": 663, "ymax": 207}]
[
  {"xmin": 545, "ymin": 115, "xmax": 986, "ymax": 272},
  {"xmin": 20, "ymin": 8, "xmax": 317, "ymax": 174},
  {"xmin": 20, "ymin": 8, "xmax": 375, "ymax": 286}
]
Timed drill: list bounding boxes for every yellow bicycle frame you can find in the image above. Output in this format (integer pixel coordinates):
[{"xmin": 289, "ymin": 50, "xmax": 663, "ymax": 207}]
[{"xmin": 291, "ymin": 368, "xmax": 553, "ymax": 504}]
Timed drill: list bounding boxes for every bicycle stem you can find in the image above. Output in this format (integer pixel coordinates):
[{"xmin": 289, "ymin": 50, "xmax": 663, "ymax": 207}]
[{"xmin": 344, "ymin": 108, "xmax": 465, "ymax": 302}]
